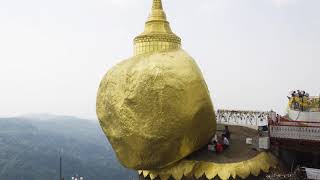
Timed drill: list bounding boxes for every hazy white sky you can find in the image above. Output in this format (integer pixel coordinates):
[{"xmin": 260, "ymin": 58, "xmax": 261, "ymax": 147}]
[{"xmin": 0, "ymin": 0, "xmax": 319, "ymax": 119}]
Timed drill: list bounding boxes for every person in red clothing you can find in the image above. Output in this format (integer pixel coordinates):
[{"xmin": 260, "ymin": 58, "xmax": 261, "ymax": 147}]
[{"xmin": 213, "ymin": 140, "xmax": 223, "ymax": 153}]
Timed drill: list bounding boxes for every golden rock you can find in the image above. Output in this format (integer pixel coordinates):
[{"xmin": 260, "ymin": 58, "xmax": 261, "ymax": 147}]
[
  {"xmin": 96, "ymin": 0, "xmax": 216, "ymax": 170},
  {"xmin": 97, "ymin": 49, "xmax": 216, "ymax": 169}
]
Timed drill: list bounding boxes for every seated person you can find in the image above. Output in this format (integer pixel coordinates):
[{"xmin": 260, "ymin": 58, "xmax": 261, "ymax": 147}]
[
  {"xmin": 210, "ymin": 134, "xmax": 218, "ymax": 144},
  {"xmin": 214, "ymin": 140, "xmax": 223, "ymax": 153},
  {"xmin": 208, "ymin": 143, "xmax": 215, "ymax": 152},
  {"xmin": 222, "ymin": 134, "xmax": 230, "ymax": 149}
]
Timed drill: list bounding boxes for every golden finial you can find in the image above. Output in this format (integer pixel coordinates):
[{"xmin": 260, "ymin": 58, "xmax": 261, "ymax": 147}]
[
  {"xmin": 152, "ymin": 0, "xmax": 163, "ymax": 10},
  {"xmin": 134, "ymin": 0, "xmax": 181, "ymax": 55}
]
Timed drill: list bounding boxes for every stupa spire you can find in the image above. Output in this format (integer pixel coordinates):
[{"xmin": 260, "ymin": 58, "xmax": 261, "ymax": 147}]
[
  {"xmin": 147, "ymin": 0, "xmax": 166, "ymax": 22},
  {"xmin": 133, "ymin": 0, "xmax": 181, "ymax": 55},
  {"xmin": 152, "ymin": 0, "xmax": 163, "ymax": 10}
]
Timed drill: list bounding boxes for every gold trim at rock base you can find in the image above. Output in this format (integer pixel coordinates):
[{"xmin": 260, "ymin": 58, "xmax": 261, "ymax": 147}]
[{"xmin": 139, "ymin": 152, "xmax": 278, "ymax": 180}]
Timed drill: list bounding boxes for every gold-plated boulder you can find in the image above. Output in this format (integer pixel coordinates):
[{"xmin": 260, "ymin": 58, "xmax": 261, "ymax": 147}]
[{"xmin": 96, "ymin": 49, "xmax": 216, "ymax": 170}]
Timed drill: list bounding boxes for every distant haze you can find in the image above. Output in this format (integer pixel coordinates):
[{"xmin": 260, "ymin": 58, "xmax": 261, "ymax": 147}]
[{"xmin": 0, "ymin": 0, "xmax": 319, "ymax": 118}]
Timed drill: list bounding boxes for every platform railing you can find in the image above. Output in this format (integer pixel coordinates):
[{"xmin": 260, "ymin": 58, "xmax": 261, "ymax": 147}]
[
  {"xmin": 269, "ymin": 116, "xmax": 320, "ymax": 141},
  {"xmin": 216, "ymin": 109, "xmax": 268, "ymax": 130},
  {"xmin": 269, "ymin": 126, "xmax": 320, "ymax": 141}
]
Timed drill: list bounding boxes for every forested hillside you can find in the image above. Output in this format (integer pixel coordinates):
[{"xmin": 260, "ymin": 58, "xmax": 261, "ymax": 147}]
[{"xmin": 0, "ymin": 115, "xmax": 136, "ymax": 180}]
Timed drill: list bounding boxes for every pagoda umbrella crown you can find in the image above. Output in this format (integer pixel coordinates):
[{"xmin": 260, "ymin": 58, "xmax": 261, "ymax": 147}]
[{"xmin": 134, "ymin": 0, "xmax": 181, "ymax": 55}]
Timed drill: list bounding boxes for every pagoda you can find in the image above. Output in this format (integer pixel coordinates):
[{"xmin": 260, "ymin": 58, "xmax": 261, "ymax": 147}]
[{"xmin": 96, "ymin": 0, "xmax": 278, "ymax": 179}]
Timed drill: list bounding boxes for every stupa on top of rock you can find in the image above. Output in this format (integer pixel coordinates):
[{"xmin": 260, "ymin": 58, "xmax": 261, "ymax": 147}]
[
  {"xmin": 97, "ymin": 0, "xmax": 216, "ymax": 171},
  {"xmin": 133, "ymin": 0, "xmax": 181, "ymax": 55}
]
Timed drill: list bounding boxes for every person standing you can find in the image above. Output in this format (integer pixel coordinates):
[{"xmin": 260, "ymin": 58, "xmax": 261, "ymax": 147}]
[{"xmin": 223, "ymin": 126, "xmax": 231, "ymax": 140}]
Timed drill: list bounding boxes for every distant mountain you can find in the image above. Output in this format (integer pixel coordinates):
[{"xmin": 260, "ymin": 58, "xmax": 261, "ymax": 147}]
[{"xmin": 0, "ymin": 115, "xmax": 137, "ymax": 180}]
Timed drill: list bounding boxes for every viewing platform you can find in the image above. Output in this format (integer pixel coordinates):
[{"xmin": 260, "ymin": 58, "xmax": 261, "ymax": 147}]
[
  {"xmin": 288, "ymin": 93, "xmax": 320, "ymax": 122},
  {"xmin": 188, "ymin": 125, "xmax": 262, "ymax": 163},
  {"xmin": 139, "ymin": 124, "xmax": 277, "ymax": 180}
]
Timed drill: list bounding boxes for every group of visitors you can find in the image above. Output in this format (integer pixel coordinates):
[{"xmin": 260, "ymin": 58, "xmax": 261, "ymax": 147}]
[
  {"xmin": 290, "ymin": 90, "xmax": 309, "ymax": 99},
  {"xmin": 288, "ymin": 90, "xmax": 319, "ymax": 111},
  {"xmin": 208, "ymin": 126, "xmax": 230, "ymax": 153}
]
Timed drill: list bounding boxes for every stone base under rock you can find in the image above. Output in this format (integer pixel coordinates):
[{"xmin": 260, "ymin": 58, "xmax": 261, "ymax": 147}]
[{"xmin": 138, "ymin": 125, "xmax": 278, "ymax": 180}]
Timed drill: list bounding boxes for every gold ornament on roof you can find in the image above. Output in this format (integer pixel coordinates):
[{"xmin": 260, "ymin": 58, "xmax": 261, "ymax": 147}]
[{"xmin": 134, "ymin": 0, "xmax": 181, "ymax": 55}]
